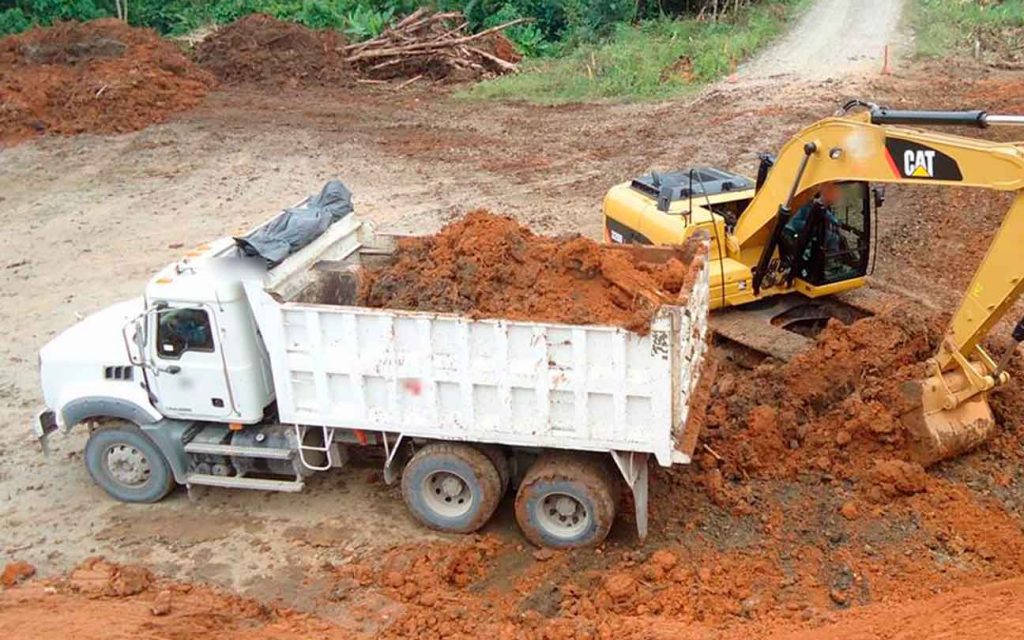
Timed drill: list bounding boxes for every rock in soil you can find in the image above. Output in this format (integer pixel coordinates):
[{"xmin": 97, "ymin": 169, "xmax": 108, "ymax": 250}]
[{"xmin": 1, "ymin": 561, "xmax": 35, "ymax": 588}]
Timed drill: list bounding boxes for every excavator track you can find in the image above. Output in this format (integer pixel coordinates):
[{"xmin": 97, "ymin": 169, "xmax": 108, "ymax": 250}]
[{"xmin": 709, "ymin": 289, "xmax": 895, "ymax": 361}]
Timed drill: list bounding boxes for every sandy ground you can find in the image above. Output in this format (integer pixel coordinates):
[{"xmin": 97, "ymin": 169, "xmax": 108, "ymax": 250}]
[{"xmin": 4, "ymin": 1, "xmax": 1024, "ymax": 637}]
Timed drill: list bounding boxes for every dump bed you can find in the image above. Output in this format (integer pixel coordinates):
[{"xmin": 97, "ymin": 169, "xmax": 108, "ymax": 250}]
[{"xmin": 242, "ymin": 216, "xmax": 710, "ymax": 467}]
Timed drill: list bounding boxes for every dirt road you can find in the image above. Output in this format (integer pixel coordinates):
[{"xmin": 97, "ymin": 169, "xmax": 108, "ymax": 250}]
[
  {"xmin": 3, "ymin": 3, "xmax": 1024, "ymax": 638},
  {"xmin": 737, "ymin": 0, "xmax": 906, "ymax": 81}
]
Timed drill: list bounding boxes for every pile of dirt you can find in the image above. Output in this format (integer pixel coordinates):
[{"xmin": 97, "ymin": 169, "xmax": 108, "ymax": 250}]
[
  {"xmin": 0, "ymin": 19, "xmax": 214, "ymax": 146},
  {"xmin": 700, "ymin": 307, "xmax": 941, "ymax": 490},
  {"xmin": 355, "ymin": 211, "xmax": 705, "ymax": 334},
  {"xmin": 0, "ymin": 558, "xmax": 351, "ymax": 640},
  {"xmin": 194, "ymin": 14, "xmax": 350, "ymax": 86}
]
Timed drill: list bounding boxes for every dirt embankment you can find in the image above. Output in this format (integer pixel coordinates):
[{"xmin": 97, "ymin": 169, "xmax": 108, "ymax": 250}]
[
  {"xmin": 0, "ymin": 19, "xmax": 214, "ymax": 146},
  {"xmin": 355, "ymin": 210, "xmax": 704, "ymax": 333},
  {"xmin": 194, "ymin": 14, "xmax": 351, "ymax": 87}
]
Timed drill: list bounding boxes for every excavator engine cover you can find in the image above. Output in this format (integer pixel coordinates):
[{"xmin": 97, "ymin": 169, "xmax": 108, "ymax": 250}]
[
  {"xmin": 899, "ymin": 371, "xmax": 997, "ymax": 467},
  {"xmin": 630, "ymin": 168, "xmax": 754, "ymax": 212}
]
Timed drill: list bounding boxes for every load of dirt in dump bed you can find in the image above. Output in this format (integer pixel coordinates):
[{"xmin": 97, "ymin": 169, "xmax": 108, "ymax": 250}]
[
  {"xmin": 355, "ymin": 210, "xmax": 705, "ymax": 334},
  {"xmin": 194, "ymin": 14, "xmax": 350, "ymax": 86},
  {"xmin": 0, "ymin": 19, "xmax": 214, "ymax": 146}
]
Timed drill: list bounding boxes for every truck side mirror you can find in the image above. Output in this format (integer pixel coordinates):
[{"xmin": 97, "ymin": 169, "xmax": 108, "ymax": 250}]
[
  {"xmin": 872, "ymin": 185, "xmax": 886, "ymax": 208},
  {"xmin": 132, "ymin": 318, "xmax": 147, "ymax": 349}
]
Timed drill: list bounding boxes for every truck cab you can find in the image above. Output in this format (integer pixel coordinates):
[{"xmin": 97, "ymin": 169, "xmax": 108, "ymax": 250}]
[
  {"xmin": 135, "ymin": 242, "xmax": 274, "ymax": 424},
  {"xmin": 38, "ymin": 237, "xmax": 274, "ymax": 442}
]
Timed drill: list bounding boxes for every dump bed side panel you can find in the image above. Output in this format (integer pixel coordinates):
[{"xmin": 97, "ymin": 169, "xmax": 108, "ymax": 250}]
[
  {"xmin": 672, "ymin": 255, "xmax": 711, "ymax": 463},
  {"xmin": 245, "ymin": 285, "xmax": 687, "ymax": 462}
]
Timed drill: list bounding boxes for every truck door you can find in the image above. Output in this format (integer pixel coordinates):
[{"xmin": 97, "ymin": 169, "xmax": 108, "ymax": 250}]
[{"xmin": 149, "ymin": 305, "xmax": 234, "ymax": 420}]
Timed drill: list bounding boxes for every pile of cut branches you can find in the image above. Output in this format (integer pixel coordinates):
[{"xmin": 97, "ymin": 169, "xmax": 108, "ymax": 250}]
[{"xmin": 343, "ymin": 9, "xmax": 524, "ymax": 81}]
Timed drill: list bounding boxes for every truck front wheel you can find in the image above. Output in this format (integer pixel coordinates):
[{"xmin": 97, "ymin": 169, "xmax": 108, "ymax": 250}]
[
  {"xmin": 84, "ymin": 423, "xmax": 175, "ymax": 503},
  {"xmin": 401, "ymin": 442, "xmax": 503, "ymax": 534},
  {"xmin": 514, "ymin": 454, "xmax": 617, "ymax": 549}
]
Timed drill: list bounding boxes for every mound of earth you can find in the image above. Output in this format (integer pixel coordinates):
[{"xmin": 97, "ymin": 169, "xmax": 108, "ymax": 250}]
[
  {"xmin": 0, "ymin": 19, "xmax": 214, "ymax": 146},
  {"xmin": 194, "ymin": 14, "xmax": 350, "ymax": 86},
  {"xmin": 700, "ymin": 307, "xmax": 942, "ymax": 489},
  {"xmin": 355, "ymin": 210, "xmax": 705, "ymax": 334}
]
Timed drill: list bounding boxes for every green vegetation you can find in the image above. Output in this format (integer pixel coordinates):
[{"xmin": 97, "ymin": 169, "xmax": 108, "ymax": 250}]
[
  {"xmin": 465, "ymin": 1, "xmax": 803, "ymax": 103},
  {"xmin": 0, "ymin": 0, "xmax": 420, "ymax": 39},
  {"xmin": 912, "ymin": 0, "xmax": 1024, "ymax": 60},
  {"xmin": 0, "ymin": 0, "xmax": 643, "ymax": 41},
  {"xmin": 0, "ymin": 0, "xmax": 806, "ymax": 103},
  {"xmin": 1, "ymin": 1, "xmax": 792, "ymax": 50}
]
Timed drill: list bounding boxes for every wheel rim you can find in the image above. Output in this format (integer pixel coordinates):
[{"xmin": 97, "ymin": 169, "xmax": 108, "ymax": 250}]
[
  {"xmin": 537, "ymin": 492, "xmax": 590, "ymax": 539},
  {"xmin": 422, "ymin": 470, "xmax": 473, "ymax": 518},
  {"xmin": 103, "ymin": 443, "xmax": 152, "ymax": 488}
]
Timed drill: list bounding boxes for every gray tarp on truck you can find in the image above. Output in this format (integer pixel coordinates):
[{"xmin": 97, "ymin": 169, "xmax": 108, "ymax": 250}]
[{"xmin": 235, "ymin": 180, "xmax": 354, "ymax": 266}]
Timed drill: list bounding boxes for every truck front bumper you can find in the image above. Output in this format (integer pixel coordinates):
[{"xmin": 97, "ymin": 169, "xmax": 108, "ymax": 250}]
[{"xmin": 34, "ymin": 409, "xmax": 58, "ymax": 453}]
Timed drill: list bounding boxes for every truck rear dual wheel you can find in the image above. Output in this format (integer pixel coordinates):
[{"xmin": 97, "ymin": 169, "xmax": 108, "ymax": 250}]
[
  {"xmin": 401, "ymin": 442, "xmax": 503, "ymax": 534},
  {"xmin": 514, "ymin": 454, "xmax": 617, "ymax": 549},
  {"xmin": 84, "ymin": 423, "xmax": 175, "ymax": 503}
]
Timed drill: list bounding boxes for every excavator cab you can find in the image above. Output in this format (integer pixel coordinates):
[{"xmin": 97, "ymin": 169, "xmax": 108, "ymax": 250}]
[{"xmin": 780, "ymin": 181, "xmax": 873, "ymax": 288}]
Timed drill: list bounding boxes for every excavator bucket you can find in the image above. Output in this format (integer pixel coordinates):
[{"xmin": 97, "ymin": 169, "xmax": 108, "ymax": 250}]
[{"xmin": 899, "ymin": 371, "xmax": 997, "ymax": 467}]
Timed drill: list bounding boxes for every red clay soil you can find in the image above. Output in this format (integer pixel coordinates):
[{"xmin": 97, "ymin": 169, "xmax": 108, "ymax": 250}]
[
  {"xmin": 0, "ymin": 558, "xmax": 351, "ymax": 640},
  {"xmin": 356, "ymin": 210, "xmax": 703, "ymax": 333},
  {"xmin": 194, "ymin": 14, "xmax": 350, "ymax": 87},
  {"xmin": 5, "ymin": 551, "xmax": 1023, "ymax": 640},
  {"xmin": 0, "ymin": 19, "xmax": 214, "ymax": 147}
]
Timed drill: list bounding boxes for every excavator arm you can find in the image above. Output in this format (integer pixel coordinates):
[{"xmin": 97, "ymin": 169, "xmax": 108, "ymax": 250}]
[{"xmin": 732, "ymin": 104, "xmax": 1024, "ymax": 464}]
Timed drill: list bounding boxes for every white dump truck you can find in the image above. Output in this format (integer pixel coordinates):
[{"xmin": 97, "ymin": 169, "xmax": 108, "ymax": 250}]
[{"xmin": 35, "ymin": 200, "xmax": 710, "ymax": 548}]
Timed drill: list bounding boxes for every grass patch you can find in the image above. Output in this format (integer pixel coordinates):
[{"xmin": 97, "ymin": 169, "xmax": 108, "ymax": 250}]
[
  {"xmin": 463, "ymin": 0, "xmax": 806, "ymax": 104},
  {"xmin": 912, "ymin": 0, "xmax": 1024, "ymax": 62}
]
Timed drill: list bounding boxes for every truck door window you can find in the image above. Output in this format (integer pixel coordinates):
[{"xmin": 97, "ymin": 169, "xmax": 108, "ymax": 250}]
[{"xmin": 156, "ymin": 308, "xmax": 214, "ymax": 359}]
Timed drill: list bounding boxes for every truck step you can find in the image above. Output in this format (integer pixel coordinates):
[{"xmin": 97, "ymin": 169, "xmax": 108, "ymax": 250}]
[
  {"xmin": 185, "ymin": 473, "xmax": 304, "ymax": 492},
  {"xmin": 183, "ymin": 442, "xmax": 294, "ymax": 460}
]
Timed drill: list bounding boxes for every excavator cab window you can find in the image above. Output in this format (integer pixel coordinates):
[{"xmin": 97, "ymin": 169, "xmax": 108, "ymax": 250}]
[{"xmin": 787, "ymin": 181, "xmax": 871, "ymax": 286}]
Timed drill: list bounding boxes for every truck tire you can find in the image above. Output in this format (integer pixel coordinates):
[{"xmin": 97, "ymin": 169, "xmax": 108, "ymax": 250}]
[
  {"xmin": 84, "ymin": 423, "xmax": 176, "ymax": 503},
  {"xmin": 401, "ymin": 442, "xmax": 502, "ymax": 534},
  {"xmin": 474, "ymin": 444, "xmax": 510, "ymax": 495},
  {"xmin": 514, "ymin": 453, "xmax": 617, "ymax": 549}
]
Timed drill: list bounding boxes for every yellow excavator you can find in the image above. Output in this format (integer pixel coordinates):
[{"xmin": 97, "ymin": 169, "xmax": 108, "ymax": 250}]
[{"xmin": 603, "ymin": 101, "xmax": 1024, "ymax": 466}]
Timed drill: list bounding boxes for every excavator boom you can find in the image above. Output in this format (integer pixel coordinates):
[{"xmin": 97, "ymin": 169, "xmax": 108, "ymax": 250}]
[{"xmin": 733, "ymin": 103, "xmax": 1024, "ymax": 465}]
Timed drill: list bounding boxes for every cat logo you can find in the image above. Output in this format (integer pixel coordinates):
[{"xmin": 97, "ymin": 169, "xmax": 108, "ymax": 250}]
[
  {"xmin": 884, "ymin": 138, "xmax": 963, "ymax": 181},
  {"xmin": 904, "ymin": 149, "xmax": 936, "ymax": 178}
]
